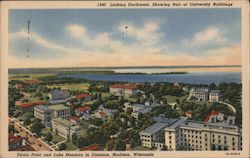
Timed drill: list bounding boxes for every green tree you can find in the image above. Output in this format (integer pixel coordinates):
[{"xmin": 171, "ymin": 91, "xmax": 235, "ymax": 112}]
[
  {"xmin": 114, "ymin": 139, "xmax": 126, "ymax": 151},
  {"xmin": 106, "ymin": 139, "xmax": 115, "ymax": 151},
  {"xmin": 30, "ymin": 119, "xmax": 44, "ymax": 137},
  {"xmin": 72, "ymin": 133, "xmax": 78, "ymax": 145},
  {"xmin": 45, "ymin": 132, "xmax": 53, "ymax": 142},
  {"xmin": 58, "ymin": 143, "xmax": 67, "ymax": 150},
  {"xmin": 126, "ymin": 107, "xmax": 133, "ymax": 116}
]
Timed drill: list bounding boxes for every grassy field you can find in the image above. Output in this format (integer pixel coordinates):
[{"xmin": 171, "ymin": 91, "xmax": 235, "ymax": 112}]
[
  {"xmin": 52, "ymin": 135, "xmax": 66, "ymax": 144},
  {"xmin": 9, "ymin": 74, "xmax": 56, "ymax": 81},
  {"xmin": 41, "ymin": 128, "xmax": 52, "ymax": 136},
  {"xmin": 124, "ymin": 96, "xmax": 137, "ymax": 102},
  {"xmin": 65, "ymin": 142, "xmax": 78, "ymax": 151},
  {"xmin": 130, "ymin": 146, "xmax": 151, "ymax": 151},
  {"xmin": 47, "ymin": 83, "xmax": 90, "ymax": 92},
  {"xmin": 162, "ymin": 95, "xmax": 188, "ymax": 103}
]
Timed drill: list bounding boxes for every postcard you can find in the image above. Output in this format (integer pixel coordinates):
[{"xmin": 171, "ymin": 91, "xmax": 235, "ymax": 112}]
[{"xmin": 0, "ymin": 0, "xmax": 249, "ymax": 158}]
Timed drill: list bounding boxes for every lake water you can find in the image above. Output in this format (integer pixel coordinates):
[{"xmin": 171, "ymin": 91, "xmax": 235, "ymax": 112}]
[{"xmin": 60, "ymin": 71, "xmax": 241, "ymax": 84}]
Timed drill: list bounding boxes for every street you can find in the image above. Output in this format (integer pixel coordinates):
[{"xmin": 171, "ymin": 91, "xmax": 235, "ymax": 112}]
[{"xmin": 9, "ymin": 117, "xmax": 53, "ymax": 151}]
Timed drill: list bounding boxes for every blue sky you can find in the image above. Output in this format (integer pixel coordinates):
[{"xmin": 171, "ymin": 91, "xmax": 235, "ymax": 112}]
[{"xmin": 9, "ymin": 9, "xmax": 241, "ymax": 68}]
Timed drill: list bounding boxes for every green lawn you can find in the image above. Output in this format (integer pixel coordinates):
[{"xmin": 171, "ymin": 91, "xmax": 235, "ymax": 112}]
[
  {"xmin": 131, "ymin": 146, "xmax": 151, "ymax": 151},
  {"xmin": 52, "ymin": 135, "xmax": 66, "ymax": 144},
  {"xmin": 124, "ymin": 96, "xmax": 137, "ymax": 102},
  {"xmin": 65, "ymin": 142, "xmax": 78, "ymax": 151},
  {"xmin": 162, "ymin": 95, "xmax": 188, "ymax": 103},
  {"xmin": 79, "ymin": 120, "xmax": 90, "ymax": 128},
  {"xmin": 102, "ymin": 92, "xmax": 111, "ymax": 99},
  {"xmin": 47, "ymin": 83, "xmax": 90, "ymax": 92},
  {"xmin": 41, "ymin": 128, "xmax": 52, "ymax": 136}
]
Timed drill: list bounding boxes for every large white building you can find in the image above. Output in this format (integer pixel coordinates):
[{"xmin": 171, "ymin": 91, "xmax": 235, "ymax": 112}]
[
  {"xmin": 34, "ymin": 105, "xmax": 53, "ymax": 127},
  {"xmin": 110, "ymin": 84, "xmax": 138, "ymax": 96},
  {"xmin": 34, "ymin": 104, "xmax": 70, "ymax": 127},
  {"xmin": 51, "ymin": 118, "xmax": 81, "ymax": 139},
  {"xmin": 49, "ymin": 89, "xmax": 71, "ymax": 101},
  {"xmin": 164, "ymin": 117, "xmax": 241, "ymax": 151},
  {"xmin": 140, "ymin": 117, "xmax": 178, "ymax": 149},
  {"xmin": 49, "ymin": 104, "xmax": 70, "ymax": 119},
  {"xmin": 189, "ymin": 88, "xmax": 220, "ymax": 102}
]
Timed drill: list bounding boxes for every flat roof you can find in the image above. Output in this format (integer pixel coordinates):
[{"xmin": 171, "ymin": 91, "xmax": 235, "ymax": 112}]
[
  {"xmin": 49, "ymin": 104, "xmax": 69, "ymax": 110},
  {"xmin": 141, "ymin": 122, "xmax": 169, "ymax": 135},
  {"xmin": 35, "ymin": 105, "xmax": 51, "ymax": 111},
  {"xmin": 52, "ymin": 118, "xmax": 81, "ymax": 129}
]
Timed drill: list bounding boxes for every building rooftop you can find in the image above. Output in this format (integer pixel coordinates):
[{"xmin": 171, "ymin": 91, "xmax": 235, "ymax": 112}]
[
  {"xmin": 140, "ymin": 122, "xmax": 169, "ymax": 135},
  {"xmin": 52, "ymin": 118, "xmax": 81, "ymax": 130},
  {"xmin": 49, "ymin": 99, "xmax": 67, "ymax": 104},
  {"xmin": 9, "ymin": 133, "xmax": 22, "ymax": 145},
  {"xmin": 77, "ymin": 106, "xmax": 91, "ymax": 112},
  {"xmin": 210, "ymin": 90, "xmax": 221, "ymax": 93},
  {"xmin": 136, "ymin": 107, "xmax": 152, "ymax": 114},
  {"xmin": 49, "ymin": 104, "xmax": 69, "ymax": 110},
  {"xmin": 34, "ymin": 105, "xmax": 51, "ymax": 111},
  {"xmin": 110, "ymin": 84, "xmax": 137, "ymax": 89},
  {"xmin": 191, "ymin": 88, "xmax": 209, "ymax": 93},
  {"xmin": 75, "ymin": 93, "xmax": 91, "ymax": 99}
]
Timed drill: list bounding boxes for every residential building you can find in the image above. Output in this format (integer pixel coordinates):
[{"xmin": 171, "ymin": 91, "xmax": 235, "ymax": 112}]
[
  {"xmin": 204, "ymin": 111, "xmax": 235, "ymax": 125},
  {"xmin": 109, "ymin": 84, "xmax": 138, "ymax": 96},
  {"xmin": 189, "ymin": 88, "xmax": 220, "ymax": 102},
  {"xmin": 34, "ymin": 105, "xmax": 53, "ymax": 127},
  {"xmin": 124, "ymin": 102, "xmax": 160, "ymax": 119},
  {"xmin": 164, "ymin": 117, "xmax": 241, "ymax": 151},
  {"xmin": 49, "ymin": 104, "xmax": 70, "ymax": 119},
  {"xmin": 75, "ymin": 106, "xmax": 91, "ymax": 120},
  {"xmin": 51, "ymin": 118, "xmax": 81, "ymax": 139},
  {"xmin": 17, "ymin": 101, "xmax": 47, "ymax": 111},
  {"xmin": 49, "ymin": 89, "xmax": 70, "ymax": 101},
  {"xmin": 75, "ymin": 93, "xmax": 91, "ymax": 102},
  {"xmin": 70, "ymin": 116, "xmax": 80, "ymax": 125},
  {"xmin": 9, "ymin": 133, "xmax": 23, "ymax": 150}
]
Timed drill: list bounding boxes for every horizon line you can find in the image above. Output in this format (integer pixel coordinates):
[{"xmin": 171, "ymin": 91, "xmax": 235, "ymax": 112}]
[{"xmin": 9, "ymin": 65, "xmax": 241, "ymax": 70}]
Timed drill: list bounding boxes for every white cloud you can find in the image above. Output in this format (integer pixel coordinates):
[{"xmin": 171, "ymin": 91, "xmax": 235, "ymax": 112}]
[
  {"xmin": 118, "ymin": 20, "xmax": 164, "ymax": 46},
  {"xmin": 9, "ymin": 29, "xmax": 71, "ymax": 53},
  {"xmin": 183, "ymin": 26, "xmax": 226, "ymax": 48}
]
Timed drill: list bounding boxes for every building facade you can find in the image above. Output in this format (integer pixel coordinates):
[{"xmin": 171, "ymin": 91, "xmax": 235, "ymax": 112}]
[
  {"xmin": 110, "ymin": 84, "xmax": 138, "ymax": 96},
  {"xmin": 164, "ymin": 117, "xmax": 241, "ymax": 151},
  {"xmin": 51, "ymin": 118, "xmax": 81, "ymax": 139},
  {"xmin": 189, "ymin": 88, "xmax": 220, "ymax": 102},
  {"xmin": 49, "ymin": 89, "xmax": 70, "ymax": 101},
  {"xmin": 34, "ymin": 105, "xmax": 53, "ymax": 127},
  {"xmin": 49, "ymin": 104, "xmax": 70, "ymax": 119}
]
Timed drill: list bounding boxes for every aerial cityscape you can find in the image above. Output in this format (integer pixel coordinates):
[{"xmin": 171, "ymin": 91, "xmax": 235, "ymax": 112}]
[{"xmin": 8, "ymin": 8, "xmax": 242, "ymax": 151}]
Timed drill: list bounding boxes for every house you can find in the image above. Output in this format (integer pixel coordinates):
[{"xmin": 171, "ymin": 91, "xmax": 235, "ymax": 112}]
[
  {"xmin": 124, "ymin": 102, "xmax": 160, "ymax": 119},
  {"xmin": 75, "ymin": 106, "xmax": 91, "ymax": 120},
  {"xmin": 185, "ymin": 112, "xmax": 192, "ymax": 118},
  {"xmin": 109, "ymin": 84, "xmax": 138, "ymax": 96},
  {"xmin": 25, "ymin": 80, "xmax": 41, "ymax": 84},
  {"xmin": 9, "ymin": 133, "xmax": 23, "ymax": 150},
  {"xmin": 80, "ymin": 144, "xmax": 101, "ymax": 151},
  {"xmin": 70, "ymin": 116, "xmax": 80, "ymax": 125},
  {"xmin": 17, "ymin": 101, "xmax": 47, "ymax": 111},
  {"xmin": 75, "ymin": 93, "xmax": 91, "ymax": 102},
  {"xmin": 49, "ymin": 89, "xmax": 70, "ymax": 101},
  {"xmin": 15, "ymin": 83, "xmax": 23, "ymax": 89},
  {"xmin": 209, "ymin": 90, "xmax": 220, "ymax": 102},
  {"xmin": 204, "ymin": 111, "xmax": 235, "ymax": 125},
  {"xmin": 51, "ymin": 118, "xmax": 81, "ymax": 139}
]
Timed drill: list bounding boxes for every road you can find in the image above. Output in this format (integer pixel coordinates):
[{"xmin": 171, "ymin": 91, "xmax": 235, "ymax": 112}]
[{"xmin": 9, "ymin": 117, "xmax": 53, "ymax": 151}]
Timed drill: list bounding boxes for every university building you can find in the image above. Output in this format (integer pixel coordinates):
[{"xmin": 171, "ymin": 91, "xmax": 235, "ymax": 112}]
[
  {"xmin": 164, "ymin": 117, "xmax": 241, "ymax": 151},
  {"xmin": 109, "ymin": 84, "xmax": 138, "ymax": 96},
  {"xmin": 51, "ymin": 117, "xmax": 81, "ymax": 139},
  {"xmin": 189, "ymin": 88, "xmax": 220, "ymax": 102},
  {"xmin": 34, "ymin": 104, "xmax": 70, "ymax": 127}
]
